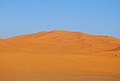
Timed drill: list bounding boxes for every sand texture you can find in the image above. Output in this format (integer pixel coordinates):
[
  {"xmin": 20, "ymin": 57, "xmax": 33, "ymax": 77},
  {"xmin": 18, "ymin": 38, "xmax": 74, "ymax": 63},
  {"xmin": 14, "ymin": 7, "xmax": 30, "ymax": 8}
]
[{"xmin": 0, "ymin": 30, "xmax": 120, "ymax": 81}]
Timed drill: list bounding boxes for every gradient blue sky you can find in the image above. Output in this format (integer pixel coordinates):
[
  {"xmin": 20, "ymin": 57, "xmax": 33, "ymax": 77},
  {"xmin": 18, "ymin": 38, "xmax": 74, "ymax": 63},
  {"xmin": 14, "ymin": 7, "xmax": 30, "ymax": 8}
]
[{"xmin": 0, "ymin": 0, "xmax": 120, "ymax": 38}]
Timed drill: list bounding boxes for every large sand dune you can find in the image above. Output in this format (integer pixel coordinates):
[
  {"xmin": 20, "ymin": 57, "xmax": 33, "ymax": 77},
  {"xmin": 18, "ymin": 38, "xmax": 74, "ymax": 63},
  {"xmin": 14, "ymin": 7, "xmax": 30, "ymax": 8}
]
[{"xmin": 0, "ymin": 30, "xmax": 120, "ymax": 81}]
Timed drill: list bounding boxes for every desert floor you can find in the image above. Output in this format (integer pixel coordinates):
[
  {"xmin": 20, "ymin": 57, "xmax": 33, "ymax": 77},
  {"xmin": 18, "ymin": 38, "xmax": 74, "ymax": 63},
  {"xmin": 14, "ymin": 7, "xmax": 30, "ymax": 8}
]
[{"xmin": 0, "ymin": 49, "xmax": 120, "ymax": 81}]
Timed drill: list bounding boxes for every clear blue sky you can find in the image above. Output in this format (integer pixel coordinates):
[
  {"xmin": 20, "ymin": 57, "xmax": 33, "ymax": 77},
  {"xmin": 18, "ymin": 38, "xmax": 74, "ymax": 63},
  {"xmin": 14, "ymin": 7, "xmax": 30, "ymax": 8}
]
[{"xmin": 0, "ymin": 0, "xmax": 120, "ymax": 38}]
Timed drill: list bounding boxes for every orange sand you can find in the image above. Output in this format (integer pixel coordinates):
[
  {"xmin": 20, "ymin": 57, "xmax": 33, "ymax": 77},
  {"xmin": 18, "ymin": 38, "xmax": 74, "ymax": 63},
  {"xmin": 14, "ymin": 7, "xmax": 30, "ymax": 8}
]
[{"xmin": 0, "ymin": 30, "xmax": 120, "ymax": 81}]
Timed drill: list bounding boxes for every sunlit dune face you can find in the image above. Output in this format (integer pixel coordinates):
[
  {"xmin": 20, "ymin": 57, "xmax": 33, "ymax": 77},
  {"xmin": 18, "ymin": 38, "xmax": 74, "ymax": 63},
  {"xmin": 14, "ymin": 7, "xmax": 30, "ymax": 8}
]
[{"xmin": 1, "ymin": 30, "xmax": 120, "ymax": 52}]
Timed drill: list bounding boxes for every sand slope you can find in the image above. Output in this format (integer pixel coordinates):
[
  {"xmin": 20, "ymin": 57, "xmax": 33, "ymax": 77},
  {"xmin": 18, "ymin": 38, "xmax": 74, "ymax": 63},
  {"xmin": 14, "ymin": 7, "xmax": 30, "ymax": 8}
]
[
  {"xmin": 4, "ymin": 30, "xmax": 120, "ymax": 52},
  {"xmin": 0, "ymin": 30, "xmax": 120, "ymax": 81}
]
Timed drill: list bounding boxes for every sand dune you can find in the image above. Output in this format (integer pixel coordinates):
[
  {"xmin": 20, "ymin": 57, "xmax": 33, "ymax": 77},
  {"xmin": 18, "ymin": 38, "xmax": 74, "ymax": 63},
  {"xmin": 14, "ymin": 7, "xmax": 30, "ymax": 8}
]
[
  {"xmin": 0, "ymin": 30, "xmax": 120, "ymax": 81},
  {"xmin": 1, "ymin": 30, "xmax": 120, "ymax": 52}
]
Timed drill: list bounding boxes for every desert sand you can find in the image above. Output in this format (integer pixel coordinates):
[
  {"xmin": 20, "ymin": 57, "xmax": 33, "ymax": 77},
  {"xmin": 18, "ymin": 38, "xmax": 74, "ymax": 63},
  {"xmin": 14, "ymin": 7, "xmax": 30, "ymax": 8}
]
[{"xmin": 0, "ymin": 30, "xmax": 120, "ymax": 81}]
